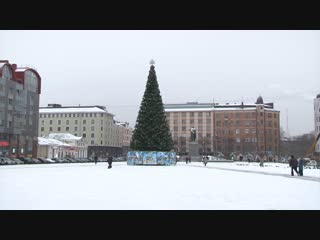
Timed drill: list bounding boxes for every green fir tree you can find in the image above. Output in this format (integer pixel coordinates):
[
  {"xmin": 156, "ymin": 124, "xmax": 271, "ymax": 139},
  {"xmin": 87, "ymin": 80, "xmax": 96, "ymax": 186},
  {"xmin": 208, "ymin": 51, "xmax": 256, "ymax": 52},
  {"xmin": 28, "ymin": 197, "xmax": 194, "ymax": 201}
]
[{"xmin": 130, "ymin": 61, "xmax": 173, "ymax": 151}]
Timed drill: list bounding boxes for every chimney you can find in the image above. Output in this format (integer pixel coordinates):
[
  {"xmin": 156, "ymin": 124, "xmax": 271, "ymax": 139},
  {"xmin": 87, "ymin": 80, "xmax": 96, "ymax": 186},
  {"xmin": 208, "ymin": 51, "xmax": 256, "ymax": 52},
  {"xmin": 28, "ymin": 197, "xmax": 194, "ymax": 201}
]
[{"xmin": 12, "ymin": 64, "xmax": 17, "ymax": 70}]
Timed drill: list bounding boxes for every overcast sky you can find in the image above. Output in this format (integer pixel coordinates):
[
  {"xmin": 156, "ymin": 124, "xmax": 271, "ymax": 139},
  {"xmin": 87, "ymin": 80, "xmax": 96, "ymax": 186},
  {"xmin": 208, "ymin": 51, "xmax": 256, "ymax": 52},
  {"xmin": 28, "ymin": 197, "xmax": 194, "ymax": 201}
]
[{"xmin": 1, "ymin": 30, "xmax": 319, "ymax": 136}]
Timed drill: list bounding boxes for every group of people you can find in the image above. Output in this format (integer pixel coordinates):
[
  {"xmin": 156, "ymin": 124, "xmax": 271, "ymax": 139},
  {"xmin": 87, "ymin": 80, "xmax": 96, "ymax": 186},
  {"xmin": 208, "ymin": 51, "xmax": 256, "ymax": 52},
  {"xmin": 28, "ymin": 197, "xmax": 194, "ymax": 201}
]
[
  {"xmin": 289, "ymin": 155, "xmax": 304, "ymax": 176},
  {"xmin": 94, "ymin": 153, "xmax": 113, "ymax": 169}
]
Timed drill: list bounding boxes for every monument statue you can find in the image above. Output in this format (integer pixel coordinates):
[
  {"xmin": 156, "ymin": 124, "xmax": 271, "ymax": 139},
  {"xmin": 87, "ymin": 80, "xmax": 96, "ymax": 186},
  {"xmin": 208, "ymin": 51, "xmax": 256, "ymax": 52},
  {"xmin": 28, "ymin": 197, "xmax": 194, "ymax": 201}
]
[{"xmin": 190, "ymin": 127, "xmax": 197, "ymax": 142}]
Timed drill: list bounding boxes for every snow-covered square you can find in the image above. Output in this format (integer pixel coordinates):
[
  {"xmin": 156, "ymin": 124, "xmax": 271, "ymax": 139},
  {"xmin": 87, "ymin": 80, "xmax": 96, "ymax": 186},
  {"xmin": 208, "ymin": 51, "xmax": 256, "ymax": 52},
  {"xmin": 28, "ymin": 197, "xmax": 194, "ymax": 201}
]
[{"xmin": 0, "ymin": 162, "xmax": 319, "ymax": 210}]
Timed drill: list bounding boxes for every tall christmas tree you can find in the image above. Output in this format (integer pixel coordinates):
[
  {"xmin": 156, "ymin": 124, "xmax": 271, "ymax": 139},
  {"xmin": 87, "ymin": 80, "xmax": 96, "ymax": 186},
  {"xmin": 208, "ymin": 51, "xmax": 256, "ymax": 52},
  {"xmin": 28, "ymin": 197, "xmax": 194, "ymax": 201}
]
[{"xmin": 130, "ymin": 60, "xmax": 173, "ymax": 151}]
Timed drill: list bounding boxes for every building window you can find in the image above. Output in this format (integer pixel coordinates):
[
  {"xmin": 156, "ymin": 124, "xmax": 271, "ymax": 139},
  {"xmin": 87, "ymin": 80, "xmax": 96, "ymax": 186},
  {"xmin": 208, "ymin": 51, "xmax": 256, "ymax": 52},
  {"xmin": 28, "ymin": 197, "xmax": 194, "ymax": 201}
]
[
  {"xmin": 236, "ymin": 129, "xmax": 240, "ymax": 134},
  {"xmin": 245, "ymin": 138, "xmax": 250, "ymax": 142},
  {"xmin": 101, "ymin": 113, "xmax": 103, "ymax": 117},
  {"xmin": 91, "ymin": 133, "xmax": 94, "ymax": 138},
  {"xmin": 83, "ymin": 133, "xmax": 86, "ymax": 138},
  {"xmin": 182, "ymin": 112, "xmax": 186, "ymax": 117},
  {"xmin": 41, "ymin": 127, "xmax": 44, "ymax": 131},
  {"xmin": 49, "ymin": 127, "xmax": 52, "ymax": 131},
  {"xmin": 44, "ymin": 114, "xmax": 46, "ymax": 118},
  {"xmin": 245, "ymin": 121, "xmax": 250, "ymax": 126},
  {"xmin": 73, "ymin": 114, "xmax": 75, "ymax": 117},
  {"xmin": 69, "ymin": 114, "xmax": 71, "ymax": 117},
  {"xmin": 206, "ymin": 112, "xmax": 211, "ymax": 116},
  {"xmin": 198, "ymin": 112, "xmax": 202, "ymax": 117},
  {"xmin": 58, "ymin": 120, "xmax": 61, "ymax": 124},
  {"xmin": 75, "ymin": 120, "xmax": 78, "ymax": 124},
  {"xmin": 174, "ymin": 126, "xmax": 178, "ymax": 131},
  {"xmin": 66, "ymin": 127, "xmax": 69, "ymax": 131},
  {"xmin": 216, "ymin": 121, "xmax": 221, "ymax": 126},
  {"xmin": 58, "ymin": 127, "xmax": 61, "ymax": 131},
  {"xmin": 236, "ymin": 138, "xmax": 240, "ymax": 143},
  {"xmin": 182, "ymin": 126, "xmax": 186, "ymax": 131},
  {"xmin": 75, "ymin": 127, "xmax": 78, "ymax": 131},
  {"xmin": 252, "ymin": 129, "xmax": 256, "ymax": 134},
  {"xmin": 190, "ymin": 119, "xmax": 194, "ymax": 124},
  {"xmin": 83, "ymin": 120, "xmax": 86, "ymax": 124},
  {"xmin": 252, "ymin": 138, "xmax": 257, "ymax": 142},
  {"xmin": 83, "ymin": 127, "xmax": 86, "ymax": 131},
  {"xmin": 66, "ymin": 120, "xmax": 69, "ymax": 125},
  {"xmin": 91, "ymin": 119, "xmax": 94, "ymax": 124},
  {"xmin": 65, "ymin": 114, "xmax": 67, "ymax": 117},
  {"xmin": 41, "ymin": 120, "xmax": 44, "ymax": 125},
  {"xmin": 245, "ymin": 129, "xmax": 249, "ymax": 134},
  {"xmin": 91, "ymin": 140, "xmax": 94, "ymax": 144},
  {"xmin": 190, "ymin": 112, "xmax": 194, "ymax": 117},
  {"xmin": 182, "ymin": 119, "xmax": 186, "ymax": 124},
  {"xmin": 91, "ymin": 126, "xmax": 94, "ymax": 131}
]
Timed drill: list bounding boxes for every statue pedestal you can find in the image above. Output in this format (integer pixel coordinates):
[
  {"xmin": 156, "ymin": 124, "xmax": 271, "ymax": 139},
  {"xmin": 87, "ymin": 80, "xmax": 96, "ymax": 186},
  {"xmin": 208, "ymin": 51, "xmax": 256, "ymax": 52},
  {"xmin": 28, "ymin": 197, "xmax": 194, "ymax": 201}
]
[{"xmin": 189, "ymin": 142, "xmax": 200, "ymax": 161}]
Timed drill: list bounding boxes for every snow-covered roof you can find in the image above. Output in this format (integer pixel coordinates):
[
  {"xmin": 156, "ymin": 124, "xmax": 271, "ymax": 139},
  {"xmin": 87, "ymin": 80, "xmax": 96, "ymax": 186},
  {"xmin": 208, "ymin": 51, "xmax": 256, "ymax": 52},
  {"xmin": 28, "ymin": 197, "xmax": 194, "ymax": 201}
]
[
  {"xmin": 40, "ymin": 107, "xmax": 107, "ymax": 114},
  {"xmin": 165, "ymin": 108, "xmax": 214, "ymax": 112},
  {"xmin": 38, "ymin": 137, "xmax": 71, "ymax": 146},
  {"xmin": 49, "ymin": 133, "xmax": 82, "ymax": 141},
  {"xmin": 15, "ymin": 68, "xmax": 29, "ymax": 72}
]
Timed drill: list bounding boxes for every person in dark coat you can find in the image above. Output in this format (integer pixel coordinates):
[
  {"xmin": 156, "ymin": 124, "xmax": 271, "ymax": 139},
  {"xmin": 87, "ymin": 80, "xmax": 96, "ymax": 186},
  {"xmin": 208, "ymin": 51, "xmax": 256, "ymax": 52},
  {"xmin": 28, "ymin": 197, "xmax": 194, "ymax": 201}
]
[
  {"xmin": 94, "ymin": 153, "xmax": 98, "ymax": 165},
  {"xmin": 289, "ymin": 155, "xmax": 299, "ymax": 176},
  {"xmin": 203, "ymin": 156, "xmax": 209, "ymax": 166},
  {"xmin": 298, "ymin": 158, "xmax": 304, "ymax": 176},
  {"xmin": 185, "ymin": 156, "xmax": 188, "ymax": 164},
  {"xmin": 107, "ymin": 156, "xmax": 113, "ymax": 169}
]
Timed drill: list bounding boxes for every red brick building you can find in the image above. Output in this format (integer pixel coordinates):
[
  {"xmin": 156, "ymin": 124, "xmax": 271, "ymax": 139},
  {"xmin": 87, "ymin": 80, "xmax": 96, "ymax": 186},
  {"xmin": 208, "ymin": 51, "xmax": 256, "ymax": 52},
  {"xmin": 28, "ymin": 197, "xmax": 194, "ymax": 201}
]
[{"xmin": 164, "ymin": 96, "xmax": 280, "ymax": 160}]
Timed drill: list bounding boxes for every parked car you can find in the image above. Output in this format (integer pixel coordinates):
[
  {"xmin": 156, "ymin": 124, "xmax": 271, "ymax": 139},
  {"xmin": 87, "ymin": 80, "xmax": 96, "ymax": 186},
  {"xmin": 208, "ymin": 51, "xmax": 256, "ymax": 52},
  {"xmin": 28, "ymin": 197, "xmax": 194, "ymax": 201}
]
[
  {"xmin": 0, "ymin": 157, "xmax": 17, "ymax": 165},
  {"xmin": 37, "ymin": 157, "xmax": 55, "ymax": 163},
  {"xmin": 11, "ymin": 158, "xmax": 24, "ymax": 164},
  {"xmin": 31, "ymin": 158, "xmax": 42, "ymax": 164},
  {"xmin": 306, "ymin": 160, "xmax": 318, "ymax": 169},
  {"xmin": 19, "ymin": 157, "xmax": 33, "ymax": 164},
  {"xmin": 51, "ymin": 158, "xmax": 64, "ymax": 163}
]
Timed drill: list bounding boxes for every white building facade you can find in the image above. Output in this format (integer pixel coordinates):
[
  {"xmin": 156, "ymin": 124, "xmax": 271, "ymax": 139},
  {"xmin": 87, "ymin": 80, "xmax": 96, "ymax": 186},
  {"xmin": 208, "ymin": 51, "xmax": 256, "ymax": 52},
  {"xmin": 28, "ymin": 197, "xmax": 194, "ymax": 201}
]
[
  {"xmin": 39, "ymin": 105, "xmax": 132, "ymax": 157},
  {"xmin": 314, "ymin": 94, "xmax": 320, "ymax": 153}
]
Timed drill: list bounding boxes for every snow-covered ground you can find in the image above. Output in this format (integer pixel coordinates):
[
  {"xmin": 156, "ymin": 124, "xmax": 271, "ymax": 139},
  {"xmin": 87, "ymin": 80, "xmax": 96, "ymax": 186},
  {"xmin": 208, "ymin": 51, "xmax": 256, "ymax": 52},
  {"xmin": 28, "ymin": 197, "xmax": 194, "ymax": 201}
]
[{"xmin": 0, "ymin": 162, "xmax": 319, "ymax": 210}]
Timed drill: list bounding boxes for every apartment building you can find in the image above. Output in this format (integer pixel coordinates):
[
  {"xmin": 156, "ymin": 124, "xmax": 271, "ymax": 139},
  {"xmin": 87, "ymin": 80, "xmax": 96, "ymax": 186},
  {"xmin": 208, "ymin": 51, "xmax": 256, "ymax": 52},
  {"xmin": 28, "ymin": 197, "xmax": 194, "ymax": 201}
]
[
  {"xmin": 164, "ymin": 96, "xmax": 280, "ymax": 158},
  {"xmin": 0, "ymin": 60, "xmax": 41, "ymax": 158},
  {"xmin": 39, "ymin": 104, "xmax": 132, "ymax": 157}
]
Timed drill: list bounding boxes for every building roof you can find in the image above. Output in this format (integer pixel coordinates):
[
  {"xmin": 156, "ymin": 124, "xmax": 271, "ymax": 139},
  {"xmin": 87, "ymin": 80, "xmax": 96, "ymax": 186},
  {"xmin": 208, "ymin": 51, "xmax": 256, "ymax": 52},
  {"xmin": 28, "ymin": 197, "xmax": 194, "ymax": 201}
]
[
  {"xmin": 164, "ymin": 101, "xmax": 276, "ymax": 112},
  {"xmin": 39, "ymin": 106, "xmax": 111, "ymax": 114},
  {"xmin": 255, "ymin": 95, "xmax": 264, "ymax": 104},
  {"xmin": 38, "ymin": 137, "xmax": 72, "ymax": 146},
  {"xmin": 48, "ymin": 133, "xmax": 82, "ymax": 141}
]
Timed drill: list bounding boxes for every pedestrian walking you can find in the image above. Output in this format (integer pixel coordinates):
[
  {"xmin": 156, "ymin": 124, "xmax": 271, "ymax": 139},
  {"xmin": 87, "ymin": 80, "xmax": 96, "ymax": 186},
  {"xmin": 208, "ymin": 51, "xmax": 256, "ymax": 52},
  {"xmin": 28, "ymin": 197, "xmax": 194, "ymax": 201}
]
[
  {"xmin": 298, "ymin": 157, "xmax": 304, "ymax": 176},
  {"xmin": 107, "ymin": 155, "xmax": 113, "ymax": 169},
  {"xmin": 203, "ymin": 156, "xmax": 208, "ymax": 166},
  {"xmin": 259, "ymin": 156, "xmax": 264, "ymax": 167},
  {"xmin": 289, "ymin": 155, "xmax": 299, "ymax": 176},
  {"xmin": 94, "ymin": 153, "xmax": 98, "ymax": 165}
]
